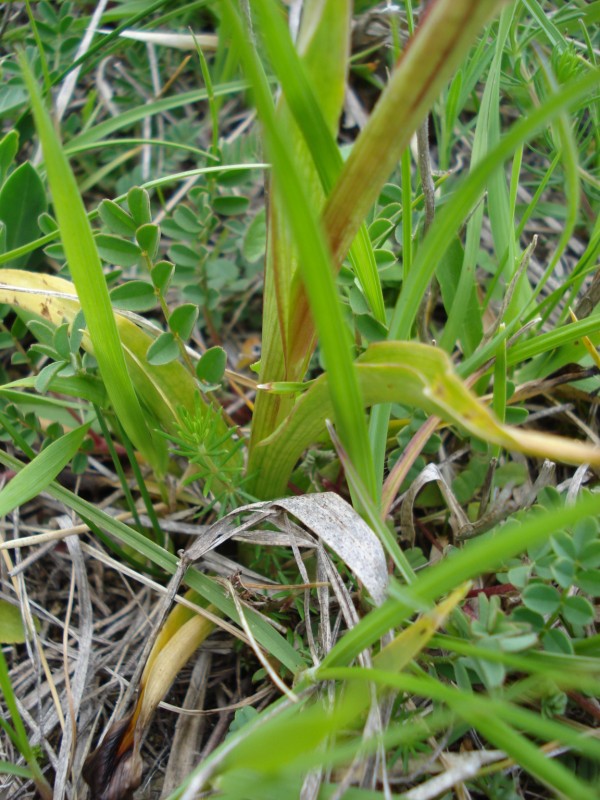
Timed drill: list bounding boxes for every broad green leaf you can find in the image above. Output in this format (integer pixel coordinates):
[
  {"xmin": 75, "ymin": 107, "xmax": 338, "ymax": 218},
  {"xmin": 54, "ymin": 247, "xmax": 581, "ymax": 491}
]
[
  {"xmin": 37, "ymin": 212, "xmax": 58, "ymax": 235},
  {"xmin": 95, "ymin": 233, "xmax": 142, "ymax": 267},
  {"xmin": 151, "ymin": 260, "xmax": 175, "ymax": 292},
  {"xmin": 169, "ymin": 304, "xmax": 199, "ymax": 341},
  {"xmin": 172, "ymin": 205, "xmax": 203, "ymax": 234},
  {"xmin": 0, "ymin": 424, "xmax": 89, "ymax": 517},
  {"xmin": 242, "ymin": 209, "xmax": 266, "ymax": 263},
  {"xmin": 576, "ymin": 570, "xmax": 600, "ymax": 596},
  {"xmin": 98, "ymin": 199, "xmax": 137, "ymax": 236},
  {"xmin": 216, "ymin": 169, "xmax": 252, "ymax": 186},
  {"xmin": 110, "ymin": 280, "xmax": 157, "ymax": 312},
  {"xmin": 169, "ymin": 243, "xmax": 199, "ymax": 268},
  {"xmin": 0, "ymin": 600, "xmax": 36, "ymax": 644},
  {"xmin": 562, "ymin": 595, "xmax": 594, "ymax": 626},
  {"xmin": 136, "ymin": 223, "xmax": 161, "ymax": 259},
  {"xmin": 35, "ymin": 360, "xmax": 67, "ymax": 394},
  {"xmin": 0, "ymin": 130, "xmax": 19, "ymax": 183},
  {"xmin": 43, "ymin": 242, "xmax": 65, "ymax": 260},
  {"xmin": 213, "ymin": 195, "xmax": 249, "ymax": 216},
  {"xmin": 522, "ymin": 583, "xmax": 561, "ymax": 616},
  {"xmin": 53, "ymin": 323, "xmax": 71, "ymax": 359},
  {"xmin": 355, "ymin": 314, "xmax": 387, "ymax": 343},
  {"xmin": 127, "ymin": 186, "xmax": 152, "ymax": 226},
  {"xmin": 196, "ymin": 346, "xmax": 227, "ymax": 384},
  {"xmin": 27, "ymin": 319, "xmax": 55, "ymax": 346},
  {"xmin": 147, "ymin": 332, "xmax": 179, "ymax": 365},
  {"xmin": 0, "ymin": 162, "xmax": 47, "ymax": 267},
  {"xmin": 255, "ymin": 341, "xmax": 600, "ymax": 497},
  {"xmin": 0, "ymin": 86, "xmax": 28, "ymax": 118},
  {"xmin": 550, "ymin": 558, "xmax": 575, "ymax": 589}
]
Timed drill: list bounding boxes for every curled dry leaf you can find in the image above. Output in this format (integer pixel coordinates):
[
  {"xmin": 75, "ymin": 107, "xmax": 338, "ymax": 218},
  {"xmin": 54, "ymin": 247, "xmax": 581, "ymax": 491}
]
[
  {"xmin": 400, "ymin": 463, "xmax": 471, "ymax": 546},
  {"xmin": 266, "ymin": 493, "xmax": 388, "ymax": 606}
]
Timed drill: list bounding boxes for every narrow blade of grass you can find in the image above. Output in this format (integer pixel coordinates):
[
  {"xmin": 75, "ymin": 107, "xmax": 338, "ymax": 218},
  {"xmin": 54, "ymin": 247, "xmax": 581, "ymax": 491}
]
[
  {"xmin": 323, "ymin": 0, "xmax": 507, "ymax": 266},
  {"xmin": 19, "ymin": 53, "xmax": 167, "ymax": 475},
  {"xmin": 319, "ymin": 668, "xmax": 599, "ymax": 799},
  {"xmin": 0, "ymin": 424, "xmax": 89, "ymax": 517},
  {"xmin": 251, "ymin": 0, "xmax": 385, "ymax": 324},
  {"xmin": 222, "ymin": 0, "xmax": 377, "ymax": 502},
  {"xmin": 389, "ymin": 68, "xmax": 600, "ymax": 340}
]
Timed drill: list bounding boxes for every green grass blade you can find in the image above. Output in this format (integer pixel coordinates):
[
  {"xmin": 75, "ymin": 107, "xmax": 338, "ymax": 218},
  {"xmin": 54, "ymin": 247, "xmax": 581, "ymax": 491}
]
[
  {"xmin": 323, "ymin": 0, "xmax": 507, "ymax": 267},
  {"xmin": 319, "ymin": 668, "xmax": 599, "ymax": 799},
  {"xmin": 66, "ymin": 81, "xmax": 249, "ymax": 151},
  {"xmin": 440, "ymin": 6, "xmax": 518, "ymax": 354},
  {"xmin": 0, "ymin": 649, "xmax": 53, "ymax": 799},
  {"xmin": 64, "ymin": 137, "xmax": 215, "ymax": 160},
  {"xmin": 251, "ymin": 0, "xmax": 385, "ymax": 324},
  {"xmin": 222, "ymin": 1, "xmax": 377, "ymax": 501},
  {"xmin": 507, "ymin": 315, "xmax": 600, "ymax": 366},
  {"xmin": 522, "ymin": 0, "xmax": 569, "ymax": 51},
  {"xmin": 0, "ymin": 424, "xmax": 89, "ymax": 517},
  {"xmin": 0, "ymin": 762, "xmax": 33, "ymax": 779},
  {"xmin": 526, "ymin": 58, "xmax": 581, "ymax": 324},
  {"xmin": 49, "ymin": 0, "xmax": 177, "ymax": 88},
  {"xmin": 255, "ymin": 340, "xmax": 600, "ymax": 496},
  {"xmin": 0, "ymin": 270, "xmax": 244, "ymax": 493},
  {"xmin": 389, "ymin": 68, "xmax": 600, "ymax": 340},
  {"xmin": 19, "ymin": 52, "xmax": 167, "ymax": 475},
  {"xmin": 243, "ymin": 0, "xmax": 353, "ymax": 458}
]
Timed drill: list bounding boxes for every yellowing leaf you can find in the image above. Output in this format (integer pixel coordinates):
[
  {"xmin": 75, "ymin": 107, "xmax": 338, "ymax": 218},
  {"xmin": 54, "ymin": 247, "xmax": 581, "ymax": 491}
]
[
  {"xmin": 255, "ymin": 341, "xmax": 600, "ymax": 497},
  {"xmin": 374, "ymin": 584, "xmax": 469, "ymax": 673}
]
